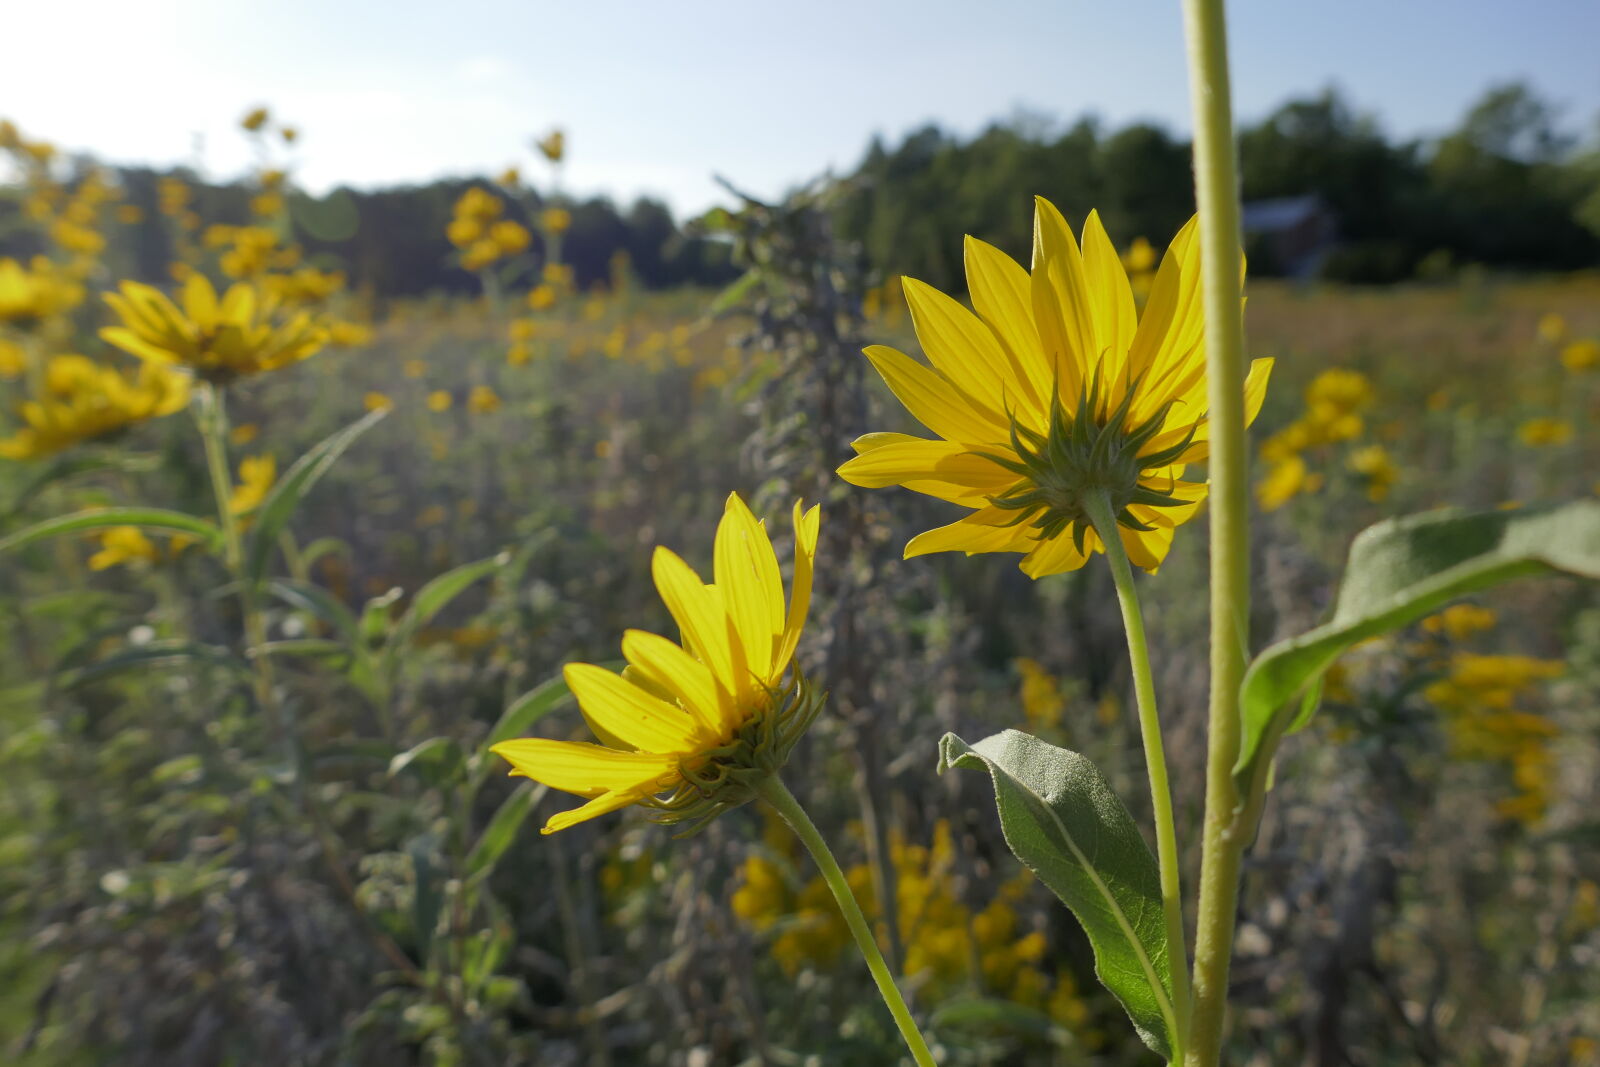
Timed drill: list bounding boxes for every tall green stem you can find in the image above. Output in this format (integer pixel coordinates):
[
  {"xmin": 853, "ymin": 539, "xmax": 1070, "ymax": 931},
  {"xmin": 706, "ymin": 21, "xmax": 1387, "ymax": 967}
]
[
  {"xmin": 195, "ymin": 384, "xmax": 282, "ymax": 741},
  {"xmin": 753, "ymin": 775, "xmax": 938, "ymax": 1067},
  {"xmin": 1179, "ymin": 0, "xmax": 1255, "ymax": 1062},
  {"xmin": 1084, "ymin": 494, "xmax": 1190, "ymax": 1060}
]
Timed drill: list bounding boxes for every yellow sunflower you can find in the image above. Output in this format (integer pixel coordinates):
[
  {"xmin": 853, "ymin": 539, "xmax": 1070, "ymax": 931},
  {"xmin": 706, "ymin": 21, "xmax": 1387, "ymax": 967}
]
[
  {"xmin": 493, "ymin": 493, "xmax": 822, "ymax": 834},
  {"xmin": 0, "ymin": 355, "xmax": 190, "ymax": 460},
  {"xmin": 838, "ymin": 196, "xmax": 1272, "ymax": 576},
  {"xmin": 100, "ymin": 273, "xmax": 327, "ymax": 383}
]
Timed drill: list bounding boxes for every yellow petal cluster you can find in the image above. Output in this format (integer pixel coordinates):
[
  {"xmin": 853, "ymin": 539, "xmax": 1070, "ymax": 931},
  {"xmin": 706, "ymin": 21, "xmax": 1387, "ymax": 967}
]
[
  {"xmin": 492, "ymin": 493, "xmax": 820, "ymax": 833},
  {"xmin": 100, "ymin": 274, "xmax": 327, "ymax": 383},
  {"xmin": 838, "ymin": 196, "xmax": 1272, "ymax": 576},
  {"xmin": 0, "ymin": 354, "xmax": 190, "ymax": 460},
  {"xmin": 0, "ymin": 256, "xmax": 85, "ymax": 323}
]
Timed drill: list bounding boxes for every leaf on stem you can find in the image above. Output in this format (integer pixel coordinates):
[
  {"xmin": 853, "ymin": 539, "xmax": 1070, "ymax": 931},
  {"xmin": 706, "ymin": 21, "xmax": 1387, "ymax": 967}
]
[
  {"xmin": 243, "ymin": 407, "xmax": 387, "ymax": 588},
  {"xmin": 939, "ymin": 729, "xmax": 1177, "ymax": 1059},
  {"xmin": 0, "ymin": 507, "xmax": 224, "ymax": 555},
  {"xmin": 1236, "ymin": 501, "xmax": 1600, "ymax": 783}
]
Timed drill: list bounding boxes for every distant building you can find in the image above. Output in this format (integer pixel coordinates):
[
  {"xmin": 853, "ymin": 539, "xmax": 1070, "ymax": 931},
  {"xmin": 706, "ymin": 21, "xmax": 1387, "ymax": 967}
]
[{"xmin": 1241, "ymin": 195, "xmax": 1337, "ymax": 278}]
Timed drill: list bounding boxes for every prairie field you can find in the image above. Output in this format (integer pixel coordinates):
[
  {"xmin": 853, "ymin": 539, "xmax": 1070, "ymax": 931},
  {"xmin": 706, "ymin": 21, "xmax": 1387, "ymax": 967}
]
[{"xmin": 3, "ymin": 55, "xmax": 1600, "ymax": 1067}]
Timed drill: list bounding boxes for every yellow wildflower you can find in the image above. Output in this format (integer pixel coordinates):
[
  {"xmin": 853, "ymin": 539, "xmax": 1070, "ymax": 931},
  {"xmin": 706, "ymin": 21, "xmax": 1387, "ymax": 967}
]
[
  {"xmin": 240, "ymin": 107, "xmax": 270, "ymax": 133},
  {"xmin": 489, "ymin": 220, "xmax": 531, "ymax": 255},
  {"xmin": 280, "ymin": 126, "xmax": 298, "ymax": 144},
  {"xmin": 88, "ymin": 527, "xmax": 159, "ymax": 571},
  {"xmin": 536, "ymin": 129, "xmax": 565, "ymax": 163},
  {"xmin": 492, "ymin": 493, "xmax": 821, "ymax": 833},
  {"xmin": 363, "ymin": 392, "xmax": 394, "ymax": 412},
  {"xmin": 462, "ymin": 239, "xmax": 501, "ymax": 271},
  {"xmin": 427, "ymin": 390, "xmax": 452, "ymax": 412},
  {"xmin": 467, "ymin": 385, "xmax": 501, "ymax": 414},
  {"xmin": 228, "ymin": 455, "xmax": 277, "ymax": 517},
  {"xmin": 1536, "ymin": 312, "xmax": 1566, "ymax": 344},
  {"xmin": 1561, "ymin": 339, "xmax": 1599, "ymax": 373},
  {"xmin": 1421, "ymin": 603, "xmax": 1497, "ymax": 641},
  {"xmin": 1346, "ymin": 444, "xmax": 1398, "ymax": 501},
  {"xmin": 1256, "ymin": 455, "xmax": 1321, "ymax": 512},
  {"xmin": 230, "ymin": 422, "xmax": 259, "ymax": 446},
  {"xmin": 527, "ymin": 284, "xmax": 557, "ymax": 310},
  {"xmin": 0, "ymin": 257, "xmax": 83, "ymax": 323},
  {"xmin": 1015, "ymin": 658, "xmax": 1065, "ymax": 730},
  {"xmin": 507, "ymin": 342, "xmax": 532, "ymax": 366},
  {"xmin": 0, "ymin": 358, "xmax": 190, "ymax": 460},
  {"xmin": 837, "ymin": 198, "xmax": 1272, "ymax": 576},
  {"xmin": 1517, "ymin": 417, "xmax": 1572, "ymax": 447},
  {"xmin": 0, "ymin": 340, "xmax": 25, "ymax": 379},
  {"xmin": 101, "ymin": 274, "xmax": 327, "ymax": 382},
  {"xmin": 541, "ymin": 207, "xmax": 572, "ymax": 234}
]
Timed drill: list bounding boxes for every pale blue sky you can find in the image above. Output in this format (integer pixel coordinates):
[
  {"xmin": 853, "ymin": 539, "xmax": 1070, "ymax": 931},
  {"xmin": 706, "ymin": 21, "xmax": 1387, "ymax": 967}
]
[{"xmin": 6, "ymin": 0, "xmax": 1596, "ymax": 217}]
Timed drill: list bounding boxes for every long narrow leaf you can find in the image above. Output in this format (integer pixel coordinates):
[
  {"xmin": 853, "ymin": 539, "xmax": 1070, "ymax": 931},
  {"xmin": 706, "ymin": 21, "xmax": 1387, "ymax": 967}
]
[
  {"xmin": 387, "ymin": 554, "xmax": 504, "ymax": 654},
  {"xmin": 466, "ymin": 780, "xmax": 548, "ymax": 882},
  {"xmin": 244, "ymin": 408, "xmax": 387, "ymax": 588},
  {"xmin": 0, "ymin": 508, "xmax": 223, "ymax": 555}
]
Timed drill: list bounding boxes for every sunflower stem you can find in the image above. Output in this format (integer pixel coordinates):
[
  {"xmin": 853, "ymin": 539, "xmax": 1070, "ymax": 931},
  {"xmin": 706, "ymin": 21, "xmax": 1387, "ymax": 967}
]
[
  {"xmin": 195, "ymin": 383, "xmax": 285, "ymax": 751},
  {"xmin": 1179, "ymin": 0, "xmax": 1259, "ymax": 1062},
  {"xmin": 1084, "ymin": 492, "xmax": 1191, "ymax": 1062},
  {"xmin": 754, "ymin": 775, "xmax": 938, "ymax": 1067}
]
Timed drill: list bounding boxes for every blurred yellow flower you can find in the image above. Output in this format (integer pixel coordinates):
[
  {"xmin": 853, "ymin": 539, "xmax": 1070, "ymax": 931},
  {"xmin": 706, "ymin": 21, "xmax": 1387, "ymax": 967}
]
[
  {"xmin": 536, "ymin": 129, "xmax": 565, "ymax": 163},
  {"xmin": 101, "ymin": 274, "xmax": 327, "ymax": 382},
  {"xmin": 527, "ymin": 284, "xmax": 557, "ymax": 310},
  {"xmin": 88, "ymin": 526, "xmax": 159, "ymax": 571},
  {"xmin": 0, "ymin": 357, "xmax": 190, "ymax": 460},
  {"xmin": 1536, "ymin": 312, "xmax": 1566, "ymax": 344},
  {"xmin": 228, "ymin": 455, "xmax": 277, "ymax": 517},
  {"xmin": 115, "ymin": 204, "xmax": 143, "ymax": 225},
  {"xmin": 492, "ymin": 493, "xmax": 820, "ymax": 833},
  {"xmin": 838, "ymin": 199, "xmax": 1272, "ymax": 576},
  {"xmin": 1256, "ymin": 455, "xmax": 1320, "ymax": 511},
  {"xmin": 327, "ymin": 321, "xmax": 372, "ymax": 347},
  {"xmin": 1517, "ymin": 417, "xmax": 1572, "ymax": 447},
  {"xmin": 363, "ymin": 391, "xmax": 394, "ymax": 412},
  {"xmin": 230, "ymin": 422, "xmax": 259, "ymax": 446},
  {"xmin": 0, "ymin": 340, "xmax": 25, "ymax": 379},
  {"xmin": 489, "ymin": 220, "xmax": 531, "ymax": 255},
  {"xmin": 1346, "ymin": 444, "xmax": 1398, "ymax": 501},
  {"xmin": 240, "ymin": 107, "xmax": 270, "ymax": 133},
  {"xmin": 1421, "ymin": 603, "xmax": 1497, "ymax": 640},
  {"xmin": 541, "ymin": 207, "xmax": 572, "ymax": 234},
  {"xmin": 508, "ymin": 318, "xmax": 537, "ymax": 343},
  {"xmin": 506, "ymin": 342, "xmax": 532, "ymax": 366},
  {"xmin": 1561, "ymin": 339, "xmax": 1599, "ymax": 373},
  {"xmin": 427, "ymin": 389, "xmax": 453, "ymax": 412},
  {"xmin": 467, "ymin": 385, "xmax": 501, "ymax": 414},
  {"xmin": 0, "ymin": 256, "xmax": 83, "ymax": 323},
  {"xmin": 280, "ymin": 126, "xmax": 298, "ymax": 144},
  {"xmin": 402, "ymin": 358, "xmax": 427, "ymax": 379},
  {"xmin": 1015, "ymin": 657, "xmax": 1065, "ymax": 730},
  {"xmin": 446, "ymin": 217, "xmax": 483, "ymax": 248}
]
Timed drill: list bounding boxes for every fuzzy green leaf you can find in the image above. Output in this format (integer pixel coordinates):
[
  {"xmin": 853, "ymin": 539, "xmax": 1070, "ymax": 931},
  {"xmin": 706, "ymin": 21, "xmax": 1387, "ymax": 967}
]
[
  {"xmin": 1237, "ymin": 501, "xmax": 1600, "ymax": 781},
  {"xmin": 939, "ymin": 729, "xmax": 1176, "ymax": 1059}
]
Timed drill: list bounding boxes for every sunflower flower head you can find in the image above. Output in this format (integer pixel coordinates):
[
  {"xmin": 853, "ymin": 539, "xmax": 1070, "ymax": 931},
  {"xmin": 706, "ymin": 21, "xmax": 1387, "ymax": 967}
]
[
  {"xmin": 837, "ymin": 196, "xmax": 1273, "ymax": 576},
  {"xmin": 0, "ymin": 355, "xmax": 190, "ymax": 460},
  {"xmin": 100, "ymin": 274, "xmax": 327, "ymax": 384},
  {"xmin": 492, "ymin": 493, "xmax": 822, "ymax": 835}
]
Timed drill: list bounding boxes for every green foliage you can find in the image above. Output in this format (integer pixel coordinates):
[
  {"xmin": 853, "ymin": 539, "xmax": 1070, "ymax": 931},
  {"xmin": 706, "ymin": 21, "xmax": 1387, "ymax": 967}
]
[
  {"xmin": 939, "ymin": 729, "xmax": 1177, "ymax": 1060},
  {"xmin": 244, "ymin": 407, "xmax": 388, "ymax": 588},
  {"xmin": 1237, "ymin": 501, "xmax": 1600, "ymax": 782},
  {"xmin": 0, "ymin": 506, "xmax": 224, "ymax": 555}
]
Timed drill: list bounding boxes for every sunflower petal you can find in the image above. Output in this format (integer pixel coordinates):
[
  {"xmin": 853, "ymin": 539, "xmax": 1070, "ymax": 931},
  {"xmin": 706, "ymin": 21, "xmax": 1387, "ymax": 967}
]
[
  {"xmin": 490, "ymin": 738, "xmax": 677, "ymax": 799},
  {"xmin": 563, "ymin": 662, "xmax": 704, "ymax": 754}
]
